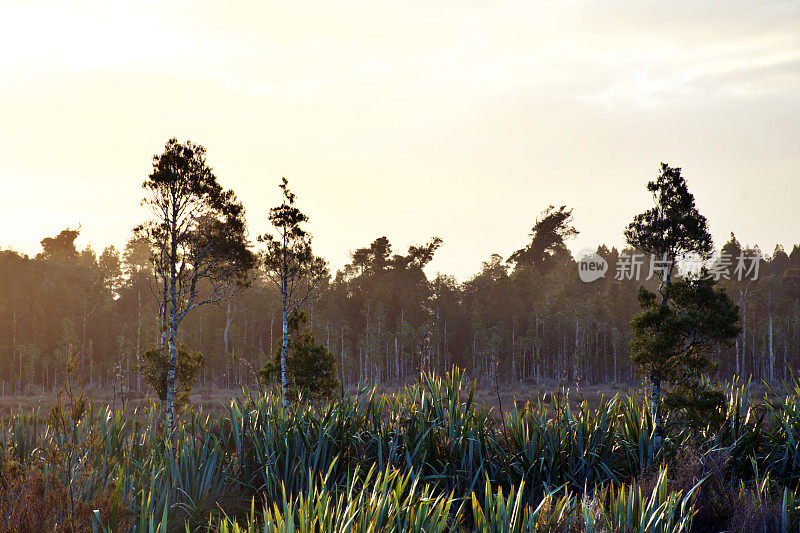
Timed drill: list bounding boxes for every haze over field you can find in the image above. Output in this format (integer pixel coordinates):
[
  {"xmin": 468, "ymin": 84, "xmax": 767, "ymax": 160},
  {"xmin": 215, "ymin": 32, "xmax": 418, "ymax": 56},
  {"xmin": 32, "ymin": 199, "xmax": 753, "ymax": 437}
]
[{"xmin": 2, "ymin": 0, "xmax": 799, "ymax": 279}]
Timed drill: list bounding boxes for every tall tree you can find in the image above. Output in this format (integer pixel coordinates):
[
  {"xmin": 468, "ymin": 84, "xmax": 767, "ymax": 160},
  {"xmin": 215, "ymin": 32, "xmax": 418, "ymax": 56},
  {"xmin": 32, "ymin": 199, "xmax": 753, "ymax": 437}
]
[
  {"xmin": 135, "ymin": 138, "xmax": 254, "ymax": 429},
  {"xmin": 260, "ymin": 177, "xmax": 327, "ymax": 411},
  {"xmin": 624, "ymin": 163, "xmax": 716, "ymax": 452}
]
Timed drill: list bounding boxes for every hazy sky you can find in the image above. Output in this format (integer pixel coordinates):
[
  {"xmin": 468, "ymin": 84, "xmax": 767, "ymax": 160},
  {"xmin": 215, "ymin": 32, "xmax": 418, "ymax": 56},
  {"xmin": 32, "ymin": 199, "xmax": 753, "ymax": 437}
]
[{"xmin": 1, "ymin": 0, "xmax": 798, "ymax": 280}]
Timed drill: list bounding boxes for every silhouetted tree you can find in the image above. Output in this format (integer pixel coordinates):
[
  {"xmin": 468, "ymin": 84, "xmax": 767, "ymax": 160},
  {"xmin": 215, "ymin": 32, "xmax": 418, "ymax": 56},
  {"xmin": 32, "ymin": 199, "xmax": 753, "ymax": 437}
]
[
  {"xmin": 625, "ymin": 163, "xmax": 716, "ymax": 453},
  {"xmin": 508, "ymin": 205, "xmax": 578, "ymax": 272},
  {"xmin": 135, "ymin": 138, "xmax": 254, "ymax": 429},
  {"xmin": 260, "ymin": 177, "xmax": 327, "ymax": 412}
]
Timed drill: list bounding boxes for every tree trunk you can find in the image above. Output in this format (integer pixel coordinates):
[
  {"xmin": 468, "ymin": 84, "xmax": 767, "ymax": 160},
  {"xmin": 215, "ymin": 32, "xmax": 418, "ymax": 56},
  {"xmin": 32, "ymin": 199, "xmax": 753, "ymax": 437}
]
[
  {"xmin": 443, "ymin": 320, "xmax": 447, "ymax": 370},
  {"xmin": 740, "ymin": 287, "xmax": 747, "ymax": 376},
  {"xmin": 82, "ymin": 313, "xmax": 87, "ymax": 373},
  {"xmin": 651, "ymin": 370, "xmax": 661, "ymax": 463},
  {"xmin": 13, "ymin": 303, "xmax": 19, "ymax": 394},
  {"xmin": 164, "ymin": 215, "xmax": 179, "ymax": 431},
  {"xmin": 161, "ymin": 256, "xmax": 169, "ymax": 368},
  {"xmin": 165, "ymin": 279, "xmax": 178, "ymax": 430},
  {"xmin": 651, "ymin": 265, "xmax": 673, "ymax": 461},
  {"xmin": 573, "ymin": 319, "xmax": 580, "ymax": 382},
  {"xmin": 341, "ymin": 326, "xmax": 345, "ymax": 385},
  {"xmin": 270, "ymin": 314, "xmax": 274, "ymax": 354},
  {"xmin": 136, "ymin": 288, "xmax": 141, "ymax": 391},
  {"xmin": 280, "ymin": 297, "xmax": 289, "ymax": 413},
  {"xmin": 769, "ymin": 311, "xmax": 774, "ymax": 383},
  {"xmin": 511, "ymin": 326, "xmax": 516, "ymax": 381},
  {"xmin": 783, "ymin": 336, "xmax": 788, "ymax": 382},
  {"xmin": 224, "ymin": 300, "xmax": 233, "ymax": 355},
  {"xmin": 472, "ymin": 332, "xmax": 476, "ymax": 376},
  {"xmin": 612, "ymin": 328, "xmax": 618, "ymax": 383}
]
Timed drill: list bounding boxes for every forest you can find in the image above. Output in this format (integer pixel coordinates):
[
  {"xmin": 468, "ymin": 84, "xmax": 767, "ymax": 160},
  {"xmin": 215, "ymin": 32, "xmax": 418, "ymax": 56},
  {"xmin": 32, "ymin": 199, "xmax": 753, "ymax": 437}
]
[{"xmin": 0, "ymin": 154, "xmax": 797, "ymax": 399}]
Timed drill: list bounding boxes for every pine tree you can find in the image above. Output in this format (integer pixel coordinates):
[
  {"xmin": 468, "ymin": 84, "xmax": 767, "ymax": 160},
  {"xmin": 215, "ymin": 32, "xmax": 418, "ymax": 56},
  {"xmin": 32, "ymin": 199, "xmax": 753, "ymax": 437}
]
[{"xmin": 625, "ymin": 163, "xmax": 733, "ymax": 452}]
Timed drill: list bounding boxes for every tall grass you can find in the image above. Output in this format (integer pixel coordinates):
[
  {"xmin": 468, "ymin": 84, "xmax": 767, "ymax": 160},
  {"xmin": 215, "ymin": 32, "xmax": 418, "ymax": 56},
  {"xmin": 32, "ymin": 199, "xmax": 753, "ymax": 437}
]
[{"xmin": 2, "ymin": 368, "xmax": 800, "ymax": 531}]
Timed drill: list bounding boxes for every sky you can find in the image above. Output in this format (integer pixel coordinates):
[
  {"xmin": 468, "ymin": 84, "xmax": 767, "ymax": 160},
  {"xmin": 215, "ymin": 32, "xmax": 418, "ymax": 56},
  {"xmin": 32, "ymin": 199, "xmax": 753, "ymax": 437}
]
[{"xmin": 1, "ymin": 0, "xmax": 798, "ymax": 280}]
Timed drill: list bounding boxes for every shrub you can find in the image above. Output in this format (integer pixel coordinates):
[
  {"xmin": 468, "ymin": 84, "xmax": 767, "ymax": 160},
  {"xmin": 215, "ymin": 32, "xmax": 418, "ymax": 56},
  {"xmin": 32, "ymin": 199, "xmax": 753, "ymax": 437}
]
[
  {"xmin": 259, "ymin": 311, "xmax": 339, "ymax": 401},
  {"xmin": 139, "ymin": 345, "xmax": 203, "ymax": 409}
]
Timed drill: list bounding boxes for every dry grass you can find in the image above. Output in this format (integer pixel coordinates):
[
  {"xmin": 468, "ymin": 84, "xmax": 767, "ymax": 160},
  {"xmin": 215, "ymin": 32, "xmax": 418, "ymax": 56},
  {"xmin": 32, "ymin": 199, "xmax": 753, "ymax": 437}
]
[
  {"xmin": 0, "ymin": 441, "xmax": 132, "ymax": 532},
  {"xmin": 0, "ymin": 378, "xmax": 781, "ymax": 419},
  {"xmin": 0, "ymin": 385, "xmax": 247, "ymax": 419}
]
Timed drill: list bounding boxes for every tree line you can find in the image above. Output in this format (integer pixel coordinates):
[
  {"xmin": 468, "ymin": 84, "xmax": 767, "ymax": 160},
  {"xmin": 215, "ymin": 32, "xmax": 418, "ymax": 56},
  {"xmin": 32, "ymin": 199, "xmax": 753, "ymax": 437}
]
[{"xmin": 1, "ymin": 140, "xmax": 798, "ymax": 407}]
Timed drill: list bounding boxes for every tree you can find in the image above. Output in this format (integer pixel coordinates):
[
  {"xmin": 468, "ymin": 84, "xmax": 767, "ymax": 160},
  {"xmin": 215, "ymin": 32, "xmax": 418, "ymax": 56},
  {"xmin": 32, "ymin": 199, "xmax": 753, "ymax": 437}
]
[
  {"xmin": 624, "ymin": 163, "xmax": 719, "ymax": 451},
  {"xmin": 35, "ymin": 228, "xmax": 109, "ymax": 386},
  {"xmin": 39, "ymin": 229, "xmax": 80, "ymax": 262},
  {"xmin": 260, "ymin": 177, "xmax": 327, "ymax": 411},
  {"xmin": 631, "ymin": 275, "xmax": 739, "ymax": 437},
  {"xmin": 259, "ymin": 310, "xmax": 339, "ymax": 401},
  {"xmin": 507, "ymin": 205, "xmax": 578, "ymax": 272},
  {"xmin": 135, "ymin": 138, "xmax": 255, "ymax": 429},
  {"xmin": 122, "ymin": 236, "xmax": 156, "ymax": 391},
  {"xmin": 98, "ymin": 246, "xmax": 123, "ymax": 298}
]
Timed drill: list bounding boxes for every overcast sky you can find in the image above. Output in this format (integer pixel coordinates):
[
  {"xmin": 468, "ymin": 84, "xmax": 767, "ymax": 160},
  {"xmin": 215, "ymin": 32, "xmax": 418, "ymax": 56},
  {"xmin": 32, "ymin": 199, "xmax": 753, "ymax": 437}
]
[{"xmin": 1, "ymin": 0, "xmax": 798, "ymax": 280}]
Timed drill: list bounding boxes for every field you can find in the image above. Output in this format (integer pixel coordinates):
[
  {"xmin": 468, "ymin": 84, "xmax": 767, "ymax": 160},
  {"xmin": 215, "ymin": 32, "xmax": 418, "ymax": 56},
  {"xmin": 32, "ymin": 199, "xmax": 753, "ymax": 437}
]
[
  {"xmin": 1, "ymin": 370, "xmax": 799, "ymax": 532},
  {"xmin": 0, "ymin": 379, "xmax": 633, "ymax": 418}
]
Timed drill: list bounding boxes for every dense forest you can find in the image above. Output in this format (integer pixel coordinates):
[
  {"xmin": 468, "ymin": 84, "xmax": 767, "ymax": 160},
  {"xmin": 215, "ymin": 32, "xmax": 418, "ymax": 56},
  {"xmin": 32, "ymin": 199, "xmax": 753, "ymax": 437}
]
[{"xmin": 1, "ymin": 181, "xmax": 798, "ymax": 397}]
